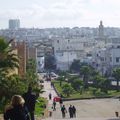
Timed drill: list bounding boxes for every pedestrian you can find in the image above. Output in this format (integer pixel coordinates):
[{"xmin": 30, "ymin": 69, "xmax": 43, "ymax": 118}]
[
  {"xmin": 68, "ymin": 105, "xmax": 73, "ymax": 118},
  {"xmin": 61, "ymin": 105, "xmax": 67, "ymax": 118},
  {"xmin": 60, "ymin": 94, "xmax": 63, "ymax": 98},
  {"xmin": 59, "ymin": 98, "xmax": 63, "ymax": 107},
  {"xmin": 49, "ymin": 93, "xmax": 52, "ymax": 100},
  {"xmin": 48, "ymin": 106, "xmax": 53, "ymax": 117},
  {"xmin": 23, "ymin": 87, "xmax": 36, "ymax": 120},
  {"xmin": 4, "ymin": 95, "xmax": 30, "ymax": 120},
  {"xmin": 51, "ymin": 82, "xmax": 53, "ymax": 88},
  {"xmin": 72, "ymin": 105, "xmax": 76, "ymax": 118},
  {"xmin": 53, "ymin": 100, "xmax": 56, "ymax": 111}
]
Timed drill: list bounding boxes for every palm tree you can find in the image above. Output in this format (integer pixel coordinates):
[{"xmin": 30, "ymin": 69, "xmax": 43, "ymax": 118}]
[
  {"xmin": 62, "ymin": 84, "xmax": 73, "ymax": 97},
  {"xmin": 93, "ymin": 75, "xmax": 110, "ymax": 93},
  {"xmin": 56, "ymin": 76, "xmax": 65, "ymax": 86},
  {"xmin": 0, "ymin": 37, "xmax": 19, "ymax": 73},
  {"xmin": 80, "ymin": 66, "xmax": 91, "ymax": 89},
  {"xmin": 113, "ymin": 68, "xmax": 120, "ymax": 91},
  {"xmin": 26, "ymin": 58, "xmax": 38, "ymax": 87}
]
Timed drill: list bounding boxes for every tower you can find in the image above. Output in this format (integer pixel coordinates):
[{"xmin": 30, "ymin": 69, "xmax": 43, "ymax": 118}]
[
  {"xmin": 9, "ymin": 19, "xmax": 20, "ymax": 30},
  {"xmin": 98, "ymin": 20, "xmax": 104, "ymax": 39}
]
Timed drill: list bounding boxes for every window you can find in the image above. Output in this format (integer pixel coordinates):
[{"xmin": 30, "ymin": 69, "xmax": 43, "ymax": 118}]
[
  {"xmin": 116, "ymin": 57, "xmax": 120, "ymax": 63},
  {"xmin": 101, "ymin": 57, "xmax": 104, "ymax": 61},
  {"xmin": 57, "ymin": 40, "xmax": 59, "ymax": 43},
  {"xmin": 110, "ymin": 57, "xmax": 112, "ymax": 62},
  {"xmin": 117, "ymin": 46, "xmax": 120, "ymax": 48},
  {"xmin": 67, "ymin": 46, "xmax": 69, "ymax": 49}
]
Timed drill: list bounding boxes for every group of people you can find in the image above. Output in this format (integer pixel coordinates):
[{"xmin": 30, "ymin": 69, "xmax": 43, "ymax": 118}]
[
  {"xmin": 4, "ymin": 87, "xmax": 36, "ymax": 120},
  {"xmin": 61, "ymin": 104, "xmax": 76, "ymax": 118},
  {"xmin": 49, "ymin": 95, "xmax": 76, "ymax": 119},
  {"xmin": 68, "ymin": 105, "xmax": 76, "ymax": 118}
]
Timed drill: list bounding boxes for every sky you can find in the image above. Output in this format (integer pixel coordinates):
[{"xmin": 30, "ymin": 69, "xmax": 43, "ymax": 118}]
[{"xmin": 0, "ymin": 0, "xmax": 120, "ymax": 29}]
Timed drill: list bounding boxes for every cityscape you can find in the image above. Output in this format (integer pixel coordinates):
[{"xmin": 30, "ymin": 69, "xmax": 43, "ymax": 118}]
[
  {"xmin": 0, "ymin": 0, "xmax": 120, "ymax": 120},
  {"xmin": 1, "ymin": 19, "xmax": 120, "ymax": 75}
]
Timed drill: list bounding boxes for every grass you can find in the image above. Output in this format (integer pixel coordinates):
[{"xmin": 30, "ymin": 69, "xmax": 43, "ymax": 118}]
[
  {"xmin": 53, "ymin": 81, "xmax": 120, "ymax": 99},
  {"xmin": 35, "ymin": 97, "xmax": 47, "ymax": 117},
  {"xmin": 53, "ymin": 81, "xmax": 67, "ymax": 93}
]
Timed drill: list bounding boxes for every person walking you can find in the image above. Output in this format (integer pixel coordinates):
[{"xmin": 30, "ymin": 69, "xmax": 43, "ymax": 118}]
[
  {"xmin": 49, "ymin": 93, "xmax": 52, "ymax": 100},
  {"xmin": 48, "ymin": 106, "xmax": 53, "ymax": 117},
  {"xmin": 72, "ymin": 105, "xmax": 76, "ymax": 118},
  {"xmin": 61, "ymin": 105, "xmax": 67, "ymax": 118},
  {"xmin": 4, "ymin": 95, "xmax": 30, "ymax": 120},
  {"xmin": 53, "ymin": 100, "xmax": 56, "ymax": 111},
  {"xmin": 59, "ymin": 98, "xmax": 63, "ymax": 107},
  {"xmin": 68, "ymin": 105, "xmax": 73, "ymax": 118},
  {"xmin": 23, "ymin": 87, "xmax": 36, "ymax": 120},
  {"xmin": 51, "ymin": 82, "xmax": 53, "ymax": 88}
]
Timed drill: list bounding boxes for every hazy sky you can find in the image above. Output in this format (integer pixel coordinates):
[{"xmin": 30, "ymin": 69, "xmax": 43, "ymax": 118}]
[{"xmin": 0, "ymin": 0, "xmax": 120, "ymax": 28}]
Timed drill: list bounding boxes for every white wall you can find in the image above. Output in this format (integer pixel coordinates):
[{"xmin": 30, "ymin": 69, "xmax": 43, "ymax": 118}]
[
  {"xmin": 37, "ymin": 56, "xmax": 45, "ymax": 72},
  {"xmin": 55, "ymin": 51, "xmax": 77, "ymax": 70}
]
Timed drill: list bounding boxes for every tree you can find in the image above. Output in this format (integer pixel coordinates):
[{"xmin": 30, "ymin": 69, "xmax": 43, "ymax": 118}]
[
  {"xmin": 62, "ymin": 84, "xmax": 73, "ymax": 97},
  {"xmin": 113, "ymin": 68, "xmax": 120, "ymax": 91},
  {"xmin": 68, "ymin": 76, "xmax": 78, "ymax": 84},
  {"xmin": 0, "ymin": 74, "xmax": 26, "ymax": 110},
  {"xmin": 44, "ymin": 54, "xmax": 56, "ymax": 71},
  {"xmin": 57, "ymin": 76, "xmax": 65, "ymax": 86},
  {"xmin": 80, "ymin": 66, "xmax": 91, "ymax": 89},
  {"xmin": 93, "ymin": 75, "xmax": 110, "ymax": 93},
  {"xmin": 70, "ymin": 59, "xmax": 81, "ymax": 72},
  {"xmin": 26, "ymin": 59, "xmax": 36, "ymax": 73},
  {"xmin": 26, "ymin": 59, "xmax": 44, "ymax": 98},
  {"xmin": 0, "ymin": 37, "xmax": 19, "ymax": 73},
  {"xmin": 26, "ymin": 59, "xmax": 38, "ymax": 87},
  {"xmin": 71, "ymin": 78, "xmax": 83, "ymax": 91},
  {"xmin": 0, "ymin": 37, "xmax": 21, "ymax": 111}
]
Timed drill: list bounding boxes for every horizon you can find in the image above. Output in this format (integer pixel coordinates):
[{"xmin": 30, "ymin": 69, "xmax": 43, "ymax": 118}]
[{"xmin": 0, "ymin": 0, "xmax": 120, "ymax": 29}]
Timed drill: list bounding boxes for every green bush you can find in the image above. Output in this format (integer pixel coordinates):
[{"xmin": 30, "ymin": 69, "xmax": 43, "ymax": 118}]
[
  {"xmin": 62, "ymin": 84, "xmax": 73, "ymax": 97},
  {"xmin": 35, "ymin": 97, "xmax": 47, "ymax": 117},
  {"xmin": 89, "ymin": 87, "xmax": 98, "ymax": 95}
]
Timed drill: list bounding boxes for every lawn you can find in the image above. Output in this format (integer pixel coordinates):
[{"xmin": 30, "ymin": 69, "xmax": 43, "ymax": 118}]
[{"xmin": 53, "ymin": 81, "xmax": 120, "ymax": 99}]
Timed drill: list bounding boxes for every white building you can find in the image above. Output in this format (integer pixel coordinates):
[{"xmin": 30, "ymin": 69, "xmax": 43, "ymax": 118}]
[
  {"xmin": 52, "ymin": 37, "xmax": 95, "ymax": 70},
  {"xmin": 91, "ymin": 39, "xmax": 120, "ymax": 75},
  {"xmin": 37, "ymin": 56, "xmax": 45, "ymax": 72}
]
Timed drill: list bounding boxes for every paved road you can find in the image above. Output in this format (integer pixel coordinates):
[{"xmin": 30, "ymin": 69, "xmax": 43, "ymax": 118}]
[
  {"xmin": 41, "ymin": 80, "xmax": 57, "ymax": 107},
  {"xmin": 40, "ymin": 74, "xmax": 120, "ymax": 120},
  {"xmin": 42, "ymin": 98, "xmax": 120, "ymax": 120}
]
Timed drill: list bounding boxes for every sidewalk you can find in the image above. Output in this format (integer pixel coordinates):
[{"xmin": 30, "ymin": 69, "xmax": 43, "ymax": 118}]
[{"xmin": 41, "ymin": 80, "xmax": 57, "ymax": 105}]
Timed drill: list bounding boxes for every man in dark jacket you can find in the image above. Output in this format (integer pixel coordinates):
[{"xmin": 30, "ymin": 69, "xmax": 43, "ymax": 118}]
[
  {"xmin": 68, "ymin": 105, "xmax": 73, "ymax": 118},
  {"xmin": 23, "ymin": 87, "xmax": 36, "ymax": 120},
  {"xmin": 72, "ymin": 105, "xmax": 76, "ymax": 118}
]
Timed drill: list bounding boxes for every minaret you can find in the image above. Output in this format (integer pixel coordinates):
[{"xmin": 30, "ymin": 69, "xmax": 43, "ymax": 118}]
[{"xmin": 98, "ymin": 20, "xmax": 104, "ymax": 39}]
